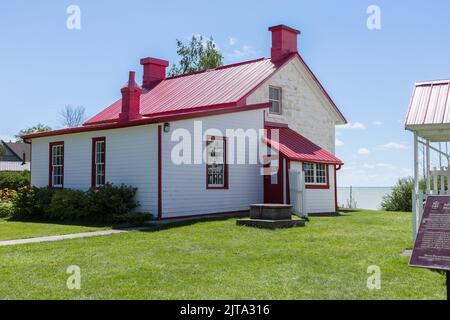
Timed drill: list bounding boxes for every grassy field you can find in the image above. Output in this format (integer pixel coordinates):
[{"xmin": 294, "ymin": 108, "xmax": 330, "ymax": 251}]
[
  {"xmin": 0, "ymin": 210, "xmax": 446, "ymax": 299},
  {"xmin": 0, "ymin": 218, "xmax": 110, "ymax": 241}
]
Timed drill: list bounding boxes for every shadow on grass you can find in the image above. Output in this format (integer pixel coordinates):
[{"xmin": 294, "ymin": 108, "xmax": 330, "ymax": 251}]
[
  {"xmin": 4, "ymin": 216, "xmax": 143, "ymax": 230},
  {"xmin": 139, "ymin": 213, "xmax": 251, "ymax": 233}
]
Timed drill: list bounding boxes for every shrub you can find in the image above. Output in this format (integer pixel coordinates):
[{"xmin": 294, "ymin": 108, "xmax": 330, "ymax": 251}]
[
  {"xmin": 46, "ymin": 189, "xmax": 89, "ymax": 220},
  {"xmin": 12, "ymin": 186, "xmax": 55, "ymax": 218},
  {"xmin": 0, "ymin": 201, "xmax": 14, "ymax": 218},
  {"xmin": 86, "ymin": 183, "xmax": 139, "ymax": 219},
  {"xmin": 0, "ymin": 171, "xmax": 30, "ymax": 190},
  {"xmin": 381, "ymin": 178, "xmax": 426, "ymax": 212},
  {"xmin": 10, "ymin": 184, "xmax": 140, "ymax": 222},
  {"xmin": 0, "ymin": 188, "xmax": 17, "ymax": 201}
]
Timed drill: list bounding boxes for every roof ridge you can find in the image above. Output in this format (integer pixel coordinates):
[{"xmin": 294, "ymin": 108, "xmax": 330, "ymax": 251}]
[
  {"xmin": 164, "ymin": 57, "xmax": 268, "ymax": 80},
  {"xmin": 415, "ymin": 79, "xmax": 450, "ymax": 86}
]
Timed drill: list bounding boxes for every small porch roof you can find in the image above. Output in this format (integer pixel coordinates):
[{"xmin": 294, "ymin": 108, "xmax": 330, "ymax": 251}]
[
  {"xmin": 405, "ymin": 79, "xmax": 450, "ymax": 141},
  {"xmin": 264, "ymin": 125, "xmax": 343, "ymax": 165}
]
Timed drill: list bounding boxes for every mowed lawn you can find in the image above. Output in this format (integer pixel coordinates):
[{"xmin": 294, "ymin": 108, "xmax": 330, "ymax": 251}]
[
  {"xmin": 0, "ymin": 210, "xmax": 446, "ymax": 299},
  {"xmin": 0, "ymin": 218, "xmax": 110, "ymax": 241}
]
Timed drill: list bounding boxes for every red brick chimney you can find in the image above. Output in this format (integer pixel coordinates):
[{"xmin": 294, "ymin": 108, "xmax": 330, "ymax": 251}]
[
  {"xmin": 119, "ymin": 71, "xmax": 142, "ymax": 122},
  {"xmin": 268, "ymin": 25, "xmax": 300, "ymax": 62},
  {"xmin": 140, "ymin": 57, "xmax": 169, "ymax": 90}
]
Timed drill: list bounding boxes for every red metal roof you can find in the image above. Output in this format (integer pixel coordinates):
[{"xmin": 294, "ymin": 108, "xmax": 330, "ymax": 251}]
[
  {"xmin": 265, "ymin": 125, "xmax": 343, "ymax": 164},
  {"xmin": 85, "ymin": 58, "xmax": 278, "ymax": 125},
  {"xmin": 85, "ymin": 53, "xmax": 346, "ymax": 126}
]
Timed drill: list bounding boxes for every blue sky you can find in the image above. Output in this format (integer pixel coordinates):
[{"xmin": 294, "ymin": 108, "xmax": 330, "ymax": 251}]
[{"xmin": 1, "ymin": 0, "xmax": 450, "ymax": 186}]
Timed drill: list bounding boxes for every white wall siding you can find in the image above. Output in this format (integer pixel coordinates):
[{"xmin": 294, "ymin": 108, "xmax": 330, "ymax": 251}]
[
  {"xmin": 30, "ymin": 125, "xmax": 158, "ymax": 214},
  {"xmin": 0, "ymin": 161, "xmax": 30, "ymax": 172},
  {"xmin": 161, "ymin": 109, "xmax": 264, "ymax": 217},
  {"xmin": 246, "ymin": 58, "xmax": 337, "ymax": 154},
  {"xmin": 290, "ymin": 161, "xmax": 336, "ymax": 213}
]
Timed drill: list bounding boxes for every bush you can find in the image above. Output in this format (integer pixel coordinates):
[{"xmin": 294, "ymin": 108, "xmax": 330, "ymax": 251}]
[
  {"xmin": 12, "ymin": 186, "xmax": 55, "ymax": 218},
  {"xmin": 0, "ymin": 188, "xmax": 17, "ymax": 201},
  {"xmin": 10, "ymin": 184, "xmax": 141, "ymax": 222},
  {"xmin": 0, "ymin": 201, "xmax": 14, "ymax": 218},
  {"xmin": 46, "ymin": 189, "xmax": 89, "ymax": 220},
  {"xmin": 86, "ymin": 184, "xmax": 139, "ymax": 218},
  {"xmin": 381, "ymin": 178, "xmax": 426, "ymax": 212},
  {"xmin": 0, "ymin": 171, "xmax": 30, "ymax": 190}
]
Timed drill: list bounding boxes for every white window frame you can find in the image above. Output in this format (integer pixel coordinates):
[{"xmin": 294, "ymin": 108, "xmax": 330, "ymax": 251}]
[
  {"xmin": 206, "ymin": 136, "xmax": 227, "ymax": 189},
  {"xmin": 51, "ymin": 143, "xmax": 64, "ymax": 188},
  {"xmin": 94, "ymin": 140, "xmax": 106, "ymax": 187},
  {"xmin": 269, "ymin": 86, "xmax": 282, "ymax": 114},
  {"xmin": 304, "ymin": 162, "xmax": 328, "ymax": 186}
]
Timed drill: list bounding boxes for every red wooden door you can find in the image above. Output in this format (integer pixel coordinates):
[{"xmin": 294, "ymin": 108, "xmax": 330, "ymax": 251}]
[{"xmin": 264, "ymin": 157, "xmax": 284, "ymax": 204}]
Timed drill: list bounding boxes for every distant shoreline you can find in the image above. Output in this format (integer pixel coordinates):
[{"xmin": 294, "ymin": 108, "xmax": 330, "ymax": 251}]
[{"xmin": 338, "ymin": 186, "xmax": 393, "ymax": 189}]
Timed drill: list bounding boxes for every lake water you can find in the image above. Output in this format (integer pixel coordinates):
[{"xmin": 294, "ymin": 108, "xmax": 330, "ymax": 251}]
[{"xmin": 337, "ymin": 187, "xmax": 393, "ymax": 210}]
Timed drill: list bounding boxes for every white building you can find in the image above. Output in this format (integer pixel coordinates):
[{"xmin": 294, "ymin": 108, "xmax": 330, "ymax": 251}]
[{"xmin": 23, "ymin": 25, "xmax": 346, "ymax": 219}]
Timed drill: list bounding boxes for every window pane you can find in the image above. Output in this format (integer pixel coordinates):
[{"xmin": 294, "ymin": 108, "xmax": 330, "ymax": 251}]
[
  {"xmin": 207, "ymin": 138, "xmax": 225, "ymax": 187},
  {"xmin": 269, "ymin": 87, "xmax": 279, "ymax": 100},
  {"xmin": 316, "ymin": 164, "xmax": 326, "ymax": 184},
  {"xmin": 304, "ymin": 163, "xmax": 315, "ymax": 183}
]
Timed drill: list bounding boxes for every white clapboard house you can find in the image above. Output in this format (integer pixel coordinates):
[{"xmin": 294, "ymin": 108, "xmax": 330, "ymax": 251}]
[{"xmin": 22, "ymin": 25, "xmax": 346, "ymax": 219}]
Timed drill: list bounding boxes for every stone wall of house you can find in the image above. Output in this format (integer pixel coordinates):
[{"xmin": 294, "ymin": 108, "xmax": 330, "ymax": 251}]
[{"xmin": 246, "ymin": 58, "xmax": 337, "ymax": 154}]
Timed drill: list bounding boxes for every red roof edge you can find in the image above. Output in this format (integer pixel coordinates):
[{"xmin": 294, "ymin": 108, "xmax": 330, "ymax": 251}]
[
  {"xmin": 22, "ymin": 102, "xmax": 271, "ymax": 140},
  {"xmin": 295, "ymin": 53, "xmax": 347, "ymax": 124}
]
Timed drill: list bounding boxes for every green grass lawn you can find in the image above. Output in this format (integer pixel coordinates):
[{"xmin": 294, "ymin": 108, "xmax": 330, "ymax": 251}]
[
  {"xmin": 0, "ymin": 218, "xmax": 110, "ymax": 241},
  {"xmin": 0, "ymin": 210, "xmax": 446, "ymax": 299}
]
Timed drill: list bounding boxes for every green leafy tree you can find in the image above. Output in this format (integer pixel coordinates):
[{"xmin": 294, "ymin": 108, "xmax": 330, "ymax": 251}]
[
  {"xmin": 16, "ymin": 124, "xmax": 51, "ymax": 141},
  {"xmin": 168, "ymin": 35, "xmax": 223, "ymax": 76},
  {"xmin": 0, "ymin": 144, "xmax": 5, "ymax": 157}
]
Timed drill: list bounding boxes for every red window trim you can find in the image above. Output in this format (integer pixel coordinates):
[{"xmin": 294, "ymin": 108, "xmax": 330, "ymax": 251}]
[
  {"xmin": 91, "ymin": 137, "xmax": 106, "ymax": 188},
  {"xmin": 206, "ymin": 135, "xmax": 229, "ymax": 190},
  {"xmin": 48, "ymin": 141, "xmax": 64, "ymax": 188},
  {"xmin": 303, "ymin": 162, "xmax": 330, "ymax": 190}
]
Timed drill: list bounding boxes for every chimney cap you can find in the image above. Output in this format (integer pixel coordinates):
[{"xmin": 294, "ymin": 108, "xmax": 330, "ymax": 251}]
[
  {"xmin": 140, "ymin": 57, "xmax": 169, "ymax": 67},
  {"xmin": 268, "ymin": 24, "xmax": 300, "ymax": 35},
  {"xmin": 122, "ymin": 71, "xmax": 141, "ymax": 89}
]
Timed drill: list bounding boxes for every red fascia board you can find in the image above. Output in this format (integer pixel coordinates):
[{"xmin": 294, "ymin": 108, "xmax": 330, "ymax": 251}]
[{"xmin": 22, "ymin": 102, "xmax": 271, "ymax": 140}]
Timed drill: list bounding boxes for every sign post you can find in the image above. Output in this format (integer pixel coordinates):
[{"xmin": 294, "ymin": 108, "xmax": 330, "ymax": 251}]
[{"xmin": 409, "ymin": 195, "xmax": 450, "ymax": 300}]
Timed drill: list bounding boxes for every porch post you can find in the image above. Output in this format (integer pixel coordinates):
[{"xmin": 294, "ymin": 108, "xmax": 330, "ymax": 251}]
[
  {"xmin": 426, "ymin": 139, "xmax": 431, "ymax": 194},
  {"xmin": 413, "ymin": 133, "xmax": 419, "ymax": 241}
]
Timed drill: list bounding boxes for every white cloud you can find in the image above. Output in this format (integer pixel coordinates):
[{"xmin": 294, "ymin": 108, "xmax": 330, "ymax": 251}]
[
  {"xmin": 372, "ymin": 121, "xmax": 382, "ymax": 126},
  {"xmin": 225, "ymin": 45, "xmax": 260, "ymax": 60},
  {"xmin": 228, "ymin": 36, "xmax": 237, "ymax": 46},
  {"xmin": 335, "ymin": 137, "xmax": 344, "ymax": 147},
  {"xmin": 338, "ymin": 162, "xmax": 413, "ymax": 187},
  {"xmin": 337, "ymin": 122, "xmax": 365, "ymax": 130},
  {"xmin": 357, "ymin": 148, "xmax": 371, "ymax": 155},
  {"xmin": 377, "ymin": 142, "xmax": 408, "ymax": 150}
]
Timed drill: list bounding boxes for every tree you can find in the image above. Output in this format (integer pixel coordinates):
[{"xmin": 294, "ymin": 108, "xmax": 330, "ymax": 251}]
[
  {"xmin": 381, "ymin": 178, "xmax": 427, "ymax": 212},
  {"xmin": 60, "ymin": 105, "xmax": 86, "ymax": 128},
  {"xmin": 168, "ymin": 35, "xmax": 223, "ymax": 76},
  {"xmin": 16, "ymin": 124, "xmax": 52, "ymax": 141},
  {"xmin": 0, "ymin": 144, "xmax": 5, "ymax": 157}
]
